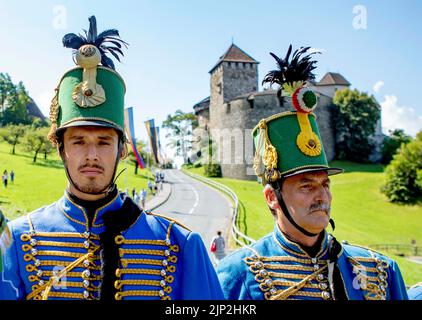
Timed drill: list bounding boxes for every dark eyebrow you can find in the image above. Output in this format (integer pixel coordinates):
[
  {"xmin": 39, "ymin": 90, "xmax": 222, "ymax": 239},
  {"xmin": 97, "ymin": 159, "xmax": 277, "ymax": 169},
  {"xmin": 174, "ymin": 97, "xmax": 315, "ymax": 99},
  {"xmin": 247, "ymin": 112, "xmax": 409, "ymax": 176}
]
[
  {"xmin": 97, "ymin": 135, "xmax": 114, "ymax": 140},
  {"xmin": 69, "ymin": 135, "xmax": 84, "ymax": 140},
  {"xmin": 299, "ymin": 177, "xmax": 331, "ymax": 184}
]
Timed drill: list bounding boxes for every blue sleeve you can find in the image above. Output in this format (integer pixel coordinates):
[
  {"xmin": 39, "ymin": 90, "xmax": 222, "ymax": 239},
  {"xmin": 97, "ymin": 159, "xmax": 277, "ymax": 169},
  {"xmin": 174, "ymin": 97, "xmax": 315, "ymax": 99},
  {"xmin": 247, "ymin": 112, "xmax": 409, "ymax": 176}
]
[
  {"xmin": 0, "ymin": 223, "xmax": 26, "ymax": 300},
  {"xmin": 388, "ymin": 260, "xmax": 409, "ymax": 300},
  {"xmin": 180, "ymin": 232, "xmax": 224, "ymax": 300},
  {"xmin": 217, "ymin": 251, "xmax": 252, "ymax": 300}
]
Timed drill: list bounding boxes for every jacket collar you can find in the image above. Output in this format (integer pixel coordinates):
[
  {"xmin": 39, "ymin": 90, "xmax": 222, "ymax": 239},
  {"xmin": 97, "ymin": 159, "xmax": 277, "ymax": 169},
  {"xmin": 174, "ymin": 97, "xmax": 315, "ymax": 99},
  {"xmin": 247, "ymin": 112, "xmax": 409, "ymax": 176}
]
[
  {"xmin": 272, "ymin": 223, "xmax": 328, "ymax": 259},
  {"xmin": 60, "ymin": 190, "xmax": 123, "ymax": 230}
]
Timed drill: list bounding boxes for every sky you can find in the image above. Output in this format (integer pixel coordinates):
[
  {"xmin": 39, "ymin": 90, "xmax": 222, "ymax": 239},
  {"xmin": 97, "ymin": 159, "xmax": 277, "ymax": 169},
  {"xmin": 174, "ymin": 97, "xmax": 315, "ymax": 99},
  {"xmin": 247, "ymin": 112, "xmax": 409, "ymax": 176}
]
[{"xmin": 0, "ymin": 0, "xmax": 421, "ymax": 160}]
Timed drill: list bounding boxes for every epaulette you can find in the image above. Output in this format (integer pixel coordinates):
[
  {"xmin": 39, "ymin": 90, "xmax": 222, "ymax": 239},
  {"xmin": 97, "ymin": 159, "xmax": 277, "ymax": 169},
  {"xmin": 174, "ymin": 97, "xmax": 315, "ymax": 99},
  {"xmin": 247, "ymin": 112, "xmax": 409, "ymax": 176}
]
[{"xmin": 145, "ymin": 211, "xmax": 192, "ymax": 232}]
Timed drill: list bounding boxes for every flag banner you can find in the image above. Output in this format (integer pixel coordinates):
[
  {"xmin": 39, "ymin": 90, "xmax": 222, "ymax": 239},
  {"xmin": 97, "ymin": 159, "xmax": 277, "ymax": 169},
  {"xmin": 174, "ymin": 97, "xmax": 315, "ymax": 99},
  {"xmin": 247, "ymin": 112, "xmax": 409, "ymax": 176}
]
[
  {"xmin": 145, "ymin": 119, "xmax": 159, "ymax": 163},
  {"xmin": 155, "ymin": 126, "xmax": 163, "ymax": 163},
  {"xmin": 124, "ymin": 107, "xmax": 146, "ymax": 169}
]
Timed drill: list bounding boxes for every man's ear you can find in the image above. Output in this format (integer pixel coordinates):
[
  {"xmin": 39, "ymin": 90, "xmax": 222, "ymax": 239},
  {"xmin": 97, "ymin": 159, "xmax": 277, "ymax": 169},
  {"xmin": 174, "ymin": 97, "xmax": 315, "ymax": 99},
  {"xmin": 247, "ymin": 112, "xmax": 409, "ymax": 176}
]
[
  {"xmin": 263, "ymin": 184, "xmax": 280, "ymax": 211},
  {"xmin": 119, "ymin": 142, "xmax": 128, "ymax": 160}
]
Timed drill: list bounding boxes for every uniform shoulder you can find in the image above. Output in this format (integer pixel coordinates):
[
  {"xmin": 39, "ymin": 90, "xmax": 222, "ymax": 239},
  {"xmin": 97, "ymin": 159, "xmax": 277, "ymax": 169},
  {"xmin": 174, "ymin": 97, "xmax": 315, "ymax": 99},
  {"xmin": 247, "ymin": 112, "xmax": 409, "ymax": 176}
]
[
  {"xmin": 8, "ymin": 202, "xmax": 55, "ymax": 234},
  {"xmin": 143, "ymin": 211, "xmax": 192, "ymax": 241},
  {"xmin": 341, "ymin": 241, "xmax": 393, "ymax": 264},
  {"xmin": 408, "ymin": 282, "xmax": 422, "ymax": 300}
]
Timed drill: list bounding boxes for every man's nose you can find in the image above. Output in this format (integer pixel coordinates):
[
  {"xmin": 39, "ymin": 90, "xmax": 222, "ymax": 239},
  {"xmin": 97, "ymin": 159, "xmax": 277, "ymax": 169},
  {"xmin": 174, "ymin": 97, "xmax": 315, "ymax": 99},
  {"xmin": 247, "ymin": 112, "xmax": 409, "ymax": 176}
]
[
  {"xmin": 85, "ymin": 143, "xmax": 99, "ymax": 161},
  {"xmin": 315, "ymin": 185, "xmax": 331, "ymax": 203}
]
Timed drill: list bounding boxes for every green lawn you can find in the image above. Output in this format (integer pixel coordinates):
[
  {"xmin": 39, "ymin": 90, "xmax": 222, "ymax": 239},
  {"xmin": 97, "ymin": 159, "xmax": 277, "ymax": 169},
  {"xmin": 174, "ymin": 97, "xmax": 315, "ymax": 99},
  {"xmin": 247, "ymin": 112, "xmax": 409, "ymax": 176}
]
[
  {"xmin": 186, "ymin": 163, "xmax": 422, "ymax": 287},
  {"xmin": 0, "ymin": 141, "xmax": 154, "ymax": 220}
]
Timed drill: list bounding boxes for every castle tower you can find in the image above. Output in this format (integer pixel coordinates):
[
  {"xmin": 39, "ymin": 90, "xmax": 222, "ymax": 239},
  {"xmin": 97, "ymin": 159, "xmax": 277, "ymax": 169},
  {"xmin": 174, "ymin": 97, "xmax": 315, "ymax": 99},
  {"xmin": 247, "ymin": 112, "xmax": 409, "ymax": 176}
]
[{"xmin": 209, "ymin": 44, "xmax": 259, "ymax": 130}]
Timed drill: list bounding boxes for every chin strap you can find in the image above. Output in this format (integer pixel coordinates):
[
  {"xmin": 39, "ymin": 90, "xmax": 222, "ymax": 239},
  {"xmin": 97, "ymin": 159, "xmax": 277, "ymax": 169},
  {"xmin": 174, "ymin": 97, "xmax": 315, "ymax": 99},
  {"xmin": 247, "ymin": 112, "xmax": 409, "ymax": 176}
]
[{"xmin": 60, "ymin": 139, "xmax": 124, "ymax": 196}]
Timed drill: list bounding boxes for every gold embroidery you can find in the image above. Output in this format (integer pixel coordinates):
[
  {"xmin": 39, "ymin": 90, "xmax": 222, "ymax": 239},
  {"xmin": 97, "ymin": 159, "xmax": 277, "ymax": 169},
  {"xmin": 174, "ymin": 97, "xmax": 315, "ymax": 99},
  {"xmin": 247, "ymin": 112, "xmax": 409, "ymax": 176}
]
[
  {"xmin": 44, "ymin": 292, "xmax": 85, "ymax": 299},
  {"xmin": 119, "ymin": 248, "xmax": 170, "ymax": 257},
  {"xmin": 115, "ymin": 290, "xmax": 165, "ymax": 300},
  {"xmin": 121, "ymin": 258, "xmax": 165, "ymax": 268}
]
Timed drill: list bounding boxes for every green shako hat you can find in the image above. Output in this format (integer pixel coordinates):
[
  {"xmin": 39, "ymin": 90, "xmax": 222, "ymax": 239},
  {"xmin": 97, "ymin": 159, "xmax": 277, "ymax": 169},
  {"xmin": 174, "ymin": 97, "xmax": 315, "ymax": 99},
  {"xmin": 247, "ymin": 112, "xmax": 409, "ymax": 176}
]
[
  {"xmin": 48, "ymin": 16, "xmax": 128, "ymax": 145},
  {"xmin": 253, "ymin": 45, "xmax": 343, "ymax": 184}
]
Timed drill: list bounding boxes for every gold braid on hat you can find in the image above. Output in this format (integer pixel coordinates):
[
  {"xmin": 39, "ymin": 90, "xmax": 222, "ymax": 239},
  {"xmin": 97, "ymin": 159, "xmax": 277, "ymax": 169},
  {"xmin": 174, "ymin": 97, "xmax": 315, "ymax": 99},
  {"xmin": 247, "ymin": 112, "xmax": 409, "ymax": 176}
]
[{"xmin": 253, "ymin": 120, "xmax": 280, "ymax": 183}]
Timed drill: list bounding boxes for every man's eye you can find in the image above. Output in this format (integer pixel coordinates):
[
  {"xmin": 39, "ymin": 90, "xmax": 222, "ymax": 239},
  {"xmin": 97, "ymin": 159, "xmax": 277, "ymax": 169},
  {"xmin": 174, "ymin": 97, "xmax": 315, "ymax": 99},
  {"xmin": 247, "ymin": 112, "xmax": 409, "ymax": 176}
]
[
  {"xmin": 99, "ymin": 142, "xmax": 110, "ymax": 145},
  {"xmin": 301, "ymin": 185, "xmax": 312, "ymax": 190},
  {"xmin": 73, "ymin": 141, "xmax": 83, "ymax": 145}
]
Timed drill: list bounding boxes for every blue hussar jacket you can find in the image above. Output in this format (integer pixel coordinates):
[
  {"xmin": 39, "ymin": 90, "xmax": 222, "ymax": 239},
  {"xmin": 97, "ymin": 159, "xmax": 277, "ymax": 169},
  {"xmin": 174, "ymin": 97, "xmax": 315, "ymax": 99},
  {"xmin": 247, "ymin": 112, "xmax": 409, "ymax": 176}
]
[
  {"xmin": 217, "ymin": 224, "xmax": 408, "ymax": 300},
  {"xmin": 407, "ymin": 283, "xmax": 422, "ymax": 300},
  {"xmin": 0, "ymin": 192, "xmax": 224, "ymax": 300}
]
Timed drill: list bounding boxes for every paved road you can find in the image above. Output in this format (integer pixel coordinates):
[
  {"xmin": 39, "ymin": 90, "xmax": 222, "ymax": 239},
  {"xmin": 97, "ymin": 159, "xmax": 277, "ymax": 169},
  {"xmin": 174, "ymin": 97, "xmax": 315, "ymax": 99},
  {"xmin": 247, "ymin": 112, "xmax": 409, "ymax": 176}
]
[{"xmin": 154, "ymin": 169, "xmax": 232, "ymax": 255}]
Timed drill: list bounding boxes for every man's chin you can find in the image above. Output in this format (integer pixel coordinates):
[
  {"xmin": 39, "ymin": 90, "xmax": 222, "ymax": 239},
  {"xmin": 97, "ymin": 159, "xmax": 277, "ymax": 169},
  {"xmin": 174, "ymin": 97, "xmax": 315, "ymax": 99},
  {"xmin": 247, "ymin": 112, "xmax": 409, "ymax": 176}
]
[{"xmin": 76, "ymin": 182, "xmax": 108, "ymax": 194}]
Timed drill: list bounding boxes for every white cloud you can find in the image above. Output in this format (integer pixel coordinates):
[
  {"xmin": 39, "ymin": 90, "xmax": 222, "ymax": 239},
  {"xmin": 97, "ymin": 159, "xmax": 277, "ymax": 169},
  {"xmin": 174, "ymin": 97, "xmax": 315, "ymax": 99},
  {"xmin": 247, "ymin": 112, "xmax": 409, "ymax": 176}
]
[
  {"xmin": 309, "ymin": 48, "xmax": 326, "ymax": 54},
  {"xmin": 32, "ymin": 91, "xmax": 54, "ymax": 118},
  {"xmin": 381, "ymin": 95, "xmax": 422, "ymax": 137},
  {"xmin": 373, "ymin": 81, "xmax": 384, "ymax": 93}
]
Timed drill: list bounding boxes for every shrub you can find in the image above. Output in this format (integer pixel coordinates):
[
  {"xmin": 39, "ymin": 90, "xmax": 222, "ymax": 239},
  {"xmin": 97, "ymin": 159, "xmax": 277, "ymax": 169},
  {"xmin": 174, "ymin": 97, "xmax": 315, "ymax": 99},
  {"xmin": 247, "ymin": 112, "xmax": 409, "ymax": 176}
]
[
  {"xmin": 204, "ymin": 164, "xmax": 222, "ymax": 177},
  {"xmin": 381, "ymin": 129, "xmax": 411, "ymax": 164},
  {"xmin": 382, "ymin": 132, "xmax": 422, "ymax": 203}
]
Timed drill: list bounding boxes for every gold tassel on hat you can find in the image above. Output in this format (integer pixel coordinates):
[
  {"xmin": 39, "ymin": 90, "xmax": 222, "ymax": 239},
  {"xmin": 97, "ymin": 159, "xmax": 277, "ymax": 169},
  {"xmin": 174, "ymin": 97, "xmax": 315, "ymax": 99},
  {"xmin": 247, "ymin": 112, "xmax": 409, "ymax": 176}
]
[
  {"xmin": 47, "ymin": 87, "xmax": 60, "ymax": 146},
  {"xmin": 253, "ymin": 120, "xmax": 280, "ymax": 183}
]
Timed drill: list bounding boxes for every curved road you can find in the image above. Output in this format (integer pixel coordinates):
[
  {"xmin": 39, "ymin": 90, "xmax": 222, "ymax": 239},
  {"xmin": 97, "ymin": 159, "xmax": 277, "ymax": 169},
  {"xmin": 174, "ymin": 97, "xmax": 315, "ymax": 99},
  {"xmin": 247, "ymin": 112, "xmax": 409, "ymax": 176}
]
[{"xmin": 154, "ymin": 169, "xmax": 232, "ymax": 252}]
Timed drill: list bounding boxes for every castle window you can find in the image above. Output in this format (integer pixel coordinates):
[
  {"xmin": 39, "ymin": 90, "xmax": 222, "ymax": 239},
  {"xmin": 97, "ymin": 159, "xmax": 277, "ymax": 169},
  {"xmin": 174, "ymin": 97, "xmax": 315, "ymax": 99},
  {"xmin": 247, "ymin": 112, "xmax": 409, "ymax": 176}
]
[
  {"xmin": 226, "ymin": 103, "xmax": 231, "ymax": 114},
  {"xmin": 247, "ymin": 95, "xmax": 254, "ymax": 109},
  {"xmin": 218, "ymin": 83, "xmax": 222, "ymax": 94},
  {"xmin": 243, "ymin": 62, "xmax": 246, "ymax": 68}
]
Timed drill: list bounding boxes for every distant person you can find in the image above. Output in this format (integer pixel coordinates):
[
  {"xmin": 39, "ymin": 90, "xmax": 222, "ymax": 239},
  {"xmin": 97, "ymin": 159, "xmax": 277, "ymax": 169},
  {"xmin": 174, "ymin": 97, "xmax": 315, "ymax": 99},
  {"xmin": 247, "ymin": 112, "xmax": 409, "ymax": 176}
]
[
  {"xmin": 155, "ymin": 173, "xmax": 161, "ymax": 192},
  {"xmin": 210, "ymin": 231, "xmax": 226, "ymax": 267},
  {"xmin": 2, "ymin": 170, "xmax": 7, "ymax": 188},
  {"xmin": 147, "ymin": 180, "xmax": 154, "ymax": 196},
  {"xmin": 133, "ymin": 192, "xmax": 140, "ymax": 206},
  {"xmin": 139, "ymin": 189, "xmax": 147, "ymax": 209},
  {"xmin": 9, "ymin": 170, "xmax": 14, "ymax": 184},
  {"xmin": 160, "ymin": 171, "xmax": 165, "ymax": 182},
  {"xmin": 217, "ymin": 45, "xmax": 408, "ymax": 300},
  {"xmin": 132, "ymin": 188, "xmax": 136, "ymax": 199}
]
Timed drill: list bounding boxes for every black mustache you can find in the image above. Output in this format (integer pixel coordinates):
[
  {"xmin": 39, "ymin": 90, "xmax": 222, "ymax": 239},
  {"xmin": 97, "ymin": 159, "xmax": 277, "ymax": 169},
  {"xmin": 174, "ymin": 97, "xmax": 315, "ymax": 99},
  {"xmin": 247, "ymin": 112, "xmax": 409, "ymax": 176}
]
[
  {"xmin": 309, "ymin": 202, "xmax": 330, "ymax": 213},
  {"xmin": 78, "ymin": 164, "xmax": 104, "ymax": 171}
]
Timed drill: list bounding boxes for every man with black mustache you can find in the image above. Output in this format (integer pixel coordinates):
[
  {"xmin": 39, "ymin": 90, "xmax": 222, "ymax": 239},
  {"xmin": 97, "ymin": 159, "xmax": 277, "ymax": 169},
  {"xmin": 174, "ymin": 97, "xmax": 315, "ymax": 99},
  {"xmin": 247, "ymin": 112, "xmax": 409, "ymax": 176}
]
[
  {"xmin": 0, "ymin": 16, "xmax": 223, "ymax": 300},
  {"xmin": 216, "ymin": 45, "xmax": 408, "ymax": 300}
]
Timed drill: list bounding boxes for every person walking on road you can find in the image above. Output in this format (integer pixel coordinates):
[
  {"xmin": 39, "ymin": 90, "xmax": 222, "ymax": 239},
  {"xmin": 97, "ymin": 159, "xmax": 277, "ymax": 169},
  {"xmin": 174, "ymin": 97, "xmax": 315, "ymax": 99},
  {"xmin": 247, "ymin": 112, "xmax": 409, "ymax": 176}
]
[{"xmin": 210, "ymin": 231, "xmax": 226, "ymax": 267}]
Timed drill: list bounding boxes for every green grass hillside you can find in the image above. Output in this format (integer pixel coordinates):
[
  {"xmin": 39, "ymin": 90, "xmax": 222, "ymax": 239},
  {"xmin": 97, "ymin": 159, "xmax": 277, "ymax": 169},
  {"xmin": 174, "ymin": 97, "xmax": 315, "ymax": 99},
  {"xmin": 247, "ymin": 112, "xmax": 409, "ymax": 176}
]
[
  {"xmin": 0, "ymin": 141, "xmax": 153, "ymax": 220},
  {"xmin": 186, "ymin": 163, "xmax": 422, "ymax": 286}
]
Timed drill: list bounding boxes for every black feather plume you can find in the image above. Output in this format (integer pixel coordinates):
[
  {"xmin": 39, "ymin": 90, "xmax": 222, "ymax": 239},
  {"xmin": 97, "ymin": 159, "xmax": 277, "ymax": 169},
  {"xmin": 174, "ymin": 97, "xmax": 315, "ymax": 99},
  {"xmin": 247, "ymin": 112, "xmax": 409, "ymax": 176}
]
[
  {"xmin": 262, "ymin": 45, "xmax": 320, "ymax": 99},
  {"xmin": 62, "ymin": 15, "xmax": 128, "ymax": 70}
]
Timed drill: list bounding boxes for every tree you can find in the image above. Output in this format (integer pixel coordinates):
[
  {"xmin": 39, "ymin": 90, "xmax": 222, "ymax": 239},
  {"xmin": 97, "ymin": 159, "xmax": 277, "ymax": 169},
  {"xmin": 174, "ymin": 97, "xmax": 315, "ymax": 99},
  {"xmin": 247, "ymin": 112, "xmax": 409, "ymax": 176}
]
[
  {"xmin": 31, "ymin": 117, "xmax": 50, "ymax": 129},
  {"xmin": 162, "ymin": 110, "xmax": 197, "ymax": 164},
  {"xmin": 381, "ymin": 129, "xmax": 412, "ymax": 164},
  {"xmin": 23, "ymin": 127, "xmax": 51, "ymax": 163},
  {"xmin": 127, "ymin": 140, "xmax": 149, "ymax": 174},
  {"xmin": 0, "ymin": 124, "xmax": 27, "ymax": 154},
  {"xmin": 333, "ymin": 88, "xmax": 381, "ymax": 162},
  {"xmin": 0, "ymin": 74, "xmax": 31, "ymax": 125},
  {"xmin": 382, "ymin": 131, "xmax": 422, "ymax": 204}
]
